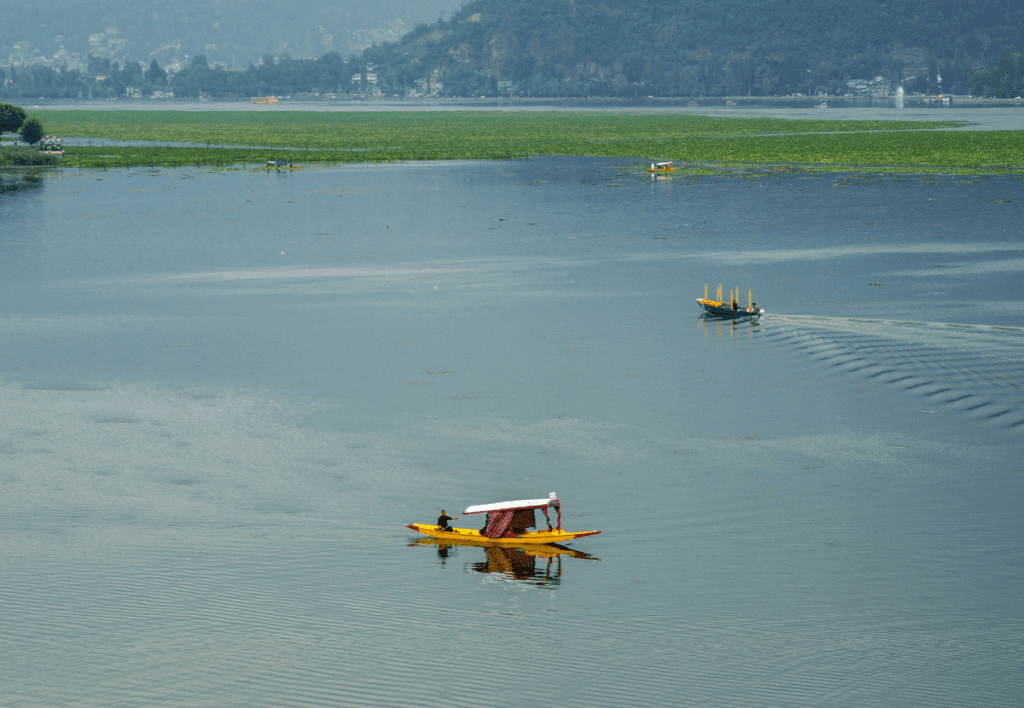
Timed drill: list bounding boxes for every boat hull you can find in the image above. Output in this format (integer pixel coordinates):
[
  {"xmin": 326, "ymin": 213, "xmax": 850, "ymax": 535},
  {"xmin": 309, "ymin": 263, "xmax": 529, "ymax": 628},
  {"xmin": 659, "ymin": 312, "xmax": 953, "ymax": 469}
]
[
  {"xmin": 406, "ymin": 524, "xmax": 600, "ymax": 546},
  {"xmin": 697, "ymin": 298, "xmax": 763, "ymax": 318}
]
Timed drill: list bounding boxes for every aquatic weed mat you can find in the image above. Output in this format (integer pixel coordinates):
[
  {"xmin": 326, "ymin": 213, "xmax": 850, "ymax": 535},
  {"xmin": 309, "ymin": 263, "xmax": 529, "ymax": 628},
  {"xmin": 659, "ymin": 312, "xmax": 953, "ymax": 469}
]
[
  {"xmin": 0, "ymin": 146, "xmax": 60, "ymax": 167},
  {"xmin": 626, "ymin": 130, "xmax": 1024, "ymax": 176},
  {"xmin": 34, "ymin": 110, "xmax": 963, "ymax": 147},
  {"xmin": 53, "ymin": 145, "xmax": 386, "ymax": 170},
  {"xmin": 0, "ymin": 168, "xmax": 47, "ymax": 194},
  {"xmin": 35, "ymin": 109, "xmax": 1023, "ymax": 173}
]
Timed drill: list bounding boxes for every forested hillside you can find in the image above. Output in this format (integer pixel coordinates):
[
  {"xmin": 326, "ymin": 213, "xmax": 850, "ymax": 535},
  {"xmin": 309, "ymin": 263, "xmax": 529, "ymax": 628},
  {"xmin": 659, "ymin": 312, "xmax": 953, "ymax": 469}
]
[
  {"xmin": 367, "ymin": 0, "xmax": 1024, "ymax": 97},
  {"xmin": 2, "ymin": 0, "xmax": 1022, "ymax": 99}
]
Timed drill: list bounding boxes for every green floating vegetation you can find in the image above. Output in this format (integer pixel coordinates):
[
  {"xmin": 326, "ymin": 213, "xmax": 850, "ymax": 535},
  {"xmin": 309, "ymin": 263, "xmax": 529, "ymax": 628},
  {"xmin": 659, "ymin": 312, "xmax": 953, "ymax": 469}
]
[
  {"xmin": 25, "ymin": 110, "xmax": 1024, "ymax": 174},
  {"xmin": 0, "ymin": 145, "xmax": 61, "ymax": 167},
  {"xmin": 650, "ymin": 130, "xmax": 1024, "ymax": 168},
  {"xmin": 58, "ymin": 145, "xmax": 527, "ymax": 170}
]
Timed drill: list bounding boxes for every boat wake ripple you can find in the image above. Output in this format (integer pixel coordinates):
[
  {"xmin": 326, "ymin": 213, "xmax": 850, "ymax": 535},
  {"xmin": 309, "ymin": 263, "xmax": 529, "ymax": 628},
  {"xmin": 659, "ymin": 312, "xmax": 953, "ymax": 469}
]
[{"xmin": 758, "ymin": 315, "xmax": 1024, "ymax": 430}]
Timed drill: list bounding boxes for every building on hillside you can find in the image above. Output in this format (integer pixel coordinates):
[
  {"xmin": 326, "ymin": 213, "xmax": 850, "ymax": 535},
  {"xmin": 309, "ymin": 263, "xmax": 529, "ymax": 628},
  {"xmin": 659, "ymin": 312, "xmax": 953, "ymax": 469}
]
[{"xmin": 846, "ymin": 76, "xmax": 893, "ymax": 96}]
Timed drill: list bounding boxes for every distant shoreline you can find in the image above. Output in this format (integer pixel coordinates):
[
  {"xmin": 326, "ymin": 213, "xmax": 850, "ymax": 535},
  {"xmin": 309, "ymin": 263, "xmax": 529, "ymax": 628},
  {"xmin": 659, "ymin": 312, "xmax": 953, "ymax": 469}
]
[{"xmin": 15, "ymin": 94, "xmax": 1024, "ymax": 111}]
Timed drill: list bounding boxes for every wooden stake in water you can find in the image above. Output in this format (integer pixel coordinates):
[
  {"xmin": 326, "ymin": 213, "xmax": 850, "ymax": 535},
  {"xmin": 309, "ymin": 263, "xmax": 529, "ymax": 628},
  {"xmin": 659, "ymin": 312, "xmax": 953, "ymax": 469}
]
[
  {"xmin": 705, "ymin": 284, "xmax": 708, "ymax": 300},
  {"xmin": 748, "ymin": 289, "xmax": 752, "ymax": 309}
]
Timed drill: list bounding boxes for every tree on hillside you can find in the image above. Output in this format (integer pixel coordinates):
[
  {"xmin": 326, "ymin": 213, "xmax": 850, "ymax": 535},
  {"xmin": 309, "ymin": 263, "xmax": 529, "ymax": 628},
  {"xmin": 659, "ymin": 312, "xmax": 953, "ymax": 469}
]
[
  {"xmin": 146, "ymin": 60, "xmax": 167, "ymax": 85},
  {"xmin": 122, "ymin": 60, "xmax": 145, "ymax": 89},
  {"xmin": 970, "ymin": 49, "xmax": 1024, "ymax": 97},
  {"xmin": 87, "ymin": 55, "xmax": 112, "ymax": 78},
  {"xmin": 0, "ymin": 103, "xmax": 27, "ymax": 134},
  {"xmin": 20, "ymin": 117, "xmax": 43, "ymax": 145}
]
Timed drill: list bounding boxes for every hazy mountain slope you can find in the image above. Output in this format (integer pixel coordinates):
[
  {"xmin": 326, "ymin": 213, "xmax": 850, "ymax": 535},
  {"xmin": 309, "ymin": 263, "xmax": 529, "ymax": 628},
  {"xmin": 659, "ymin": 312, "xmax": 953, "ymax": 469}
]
[
  {"xmin": 0, "ymin": 0, "xmax": 463, "ymax": 69},
  {"xmin": 365, "ymin": 0, "xmax": 1024, "ymax": 96}
]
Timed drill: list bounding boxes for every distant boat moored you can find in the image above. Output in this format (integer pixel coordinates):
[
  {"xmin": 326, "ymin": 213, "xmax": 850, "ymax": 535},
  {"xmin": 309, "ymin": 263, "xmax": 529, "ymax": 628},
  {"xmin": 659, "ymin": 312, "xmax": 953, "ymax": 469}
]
[{"xmin": 39, "ymin": 135, "xmax": 64, "ymax": 156}]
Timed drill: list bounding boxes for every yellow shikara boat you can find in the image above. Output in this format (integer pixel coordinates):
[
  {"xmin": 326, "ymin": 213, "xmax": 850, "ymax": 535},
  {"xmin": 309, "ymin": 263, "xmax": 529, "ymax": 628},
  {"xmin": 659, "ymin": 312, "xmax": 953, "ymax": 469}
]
[
  {"xmin": 646, "ymin": 161, "xmax": 675, "ymax": 173},
  {"xmin": 407, "ymin": 493, "xmax": 601, "ymax": 546}
]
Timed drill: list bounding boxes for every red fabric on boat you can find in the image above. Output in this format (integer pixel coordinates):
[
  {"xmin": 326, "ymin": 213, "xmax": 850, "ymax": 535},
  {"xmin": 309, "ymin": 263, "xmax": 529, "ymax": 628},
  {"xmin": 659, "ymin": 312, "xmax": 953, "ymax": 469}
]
[{"xmin": 484, "ymin": 509, "xmax": 515, "ymax": 538}]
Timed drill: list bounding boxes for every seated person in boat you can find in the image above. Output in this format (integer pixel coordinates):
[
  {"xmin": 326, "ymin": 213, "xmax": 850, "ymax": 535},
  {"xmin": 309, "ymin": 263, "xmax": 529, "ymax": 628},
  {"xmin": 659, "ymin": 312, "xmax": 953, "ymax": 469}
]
[
  {"xmin": 731, "ymin": 298, "xmax": 738, "ymax": 310},
  {"xmin": 437, "ymin": 510, "xmax": 457, "ymax": 531}
]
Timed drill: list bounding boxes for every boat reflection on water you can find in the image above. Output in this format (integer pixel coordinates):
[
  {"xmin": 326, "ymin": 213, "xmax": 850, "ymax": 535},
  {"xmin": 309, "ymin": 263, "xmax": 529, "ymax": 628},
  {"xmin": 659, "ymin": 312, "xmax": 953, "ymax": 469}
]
[
  {"xmin": 412, "ymin": 537, "xmax": 599, "ymax": 586},
  {"xmin": 702, "ymin": 313, "xmax": 762, "ymax": 339}
]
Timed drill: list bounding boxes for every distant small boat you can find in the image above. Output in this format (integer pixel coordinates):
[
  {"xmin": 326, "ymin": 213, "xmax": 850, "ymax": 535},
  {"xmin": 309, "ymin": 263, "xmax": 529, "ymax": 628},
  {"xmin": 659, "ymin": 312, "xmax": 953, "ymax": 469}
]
[
  {"xmin": 697, "ymin": 284, "xmax": 764, "ymax": 318},
  {"xmin": 647, "ymin": 161, "xmax": 675, "ymax": 173},
  {"xmin": 39, "ymin": 135, "xmax": 64, "ymax": 155},
  {"xmin": 697, "ymin": 300, "xmax": 763, "ymax": 317},
  {"xmin": 815, "ymin": 102, "xmax": 828, "ymax": 108}
]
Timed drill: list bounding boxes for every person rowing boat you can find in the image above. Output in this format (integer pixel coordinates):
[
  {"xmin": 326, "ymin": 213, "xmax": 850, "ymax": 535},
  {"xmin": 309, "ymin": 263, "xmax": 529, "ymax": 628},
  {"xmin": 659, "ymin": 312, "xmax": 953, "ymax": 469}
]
[{"xmin": 437, "ymin": 510, "xmax": 458, "ymax": 531}]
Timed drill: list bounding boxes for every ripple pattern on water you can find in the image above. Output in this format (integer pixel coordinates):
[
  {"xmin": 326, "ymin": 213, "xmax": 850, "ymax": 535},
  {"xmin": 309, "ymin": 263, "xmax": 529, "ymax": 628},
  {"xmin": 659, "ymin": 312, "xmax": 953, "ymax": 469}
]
[
  {"xmin": 758, "ymin": 315, "xmax": 1024, "ymax": 429},
  {"xmin": 4, "ymin": 532, "xmax": 1021, "ymax": 707}
]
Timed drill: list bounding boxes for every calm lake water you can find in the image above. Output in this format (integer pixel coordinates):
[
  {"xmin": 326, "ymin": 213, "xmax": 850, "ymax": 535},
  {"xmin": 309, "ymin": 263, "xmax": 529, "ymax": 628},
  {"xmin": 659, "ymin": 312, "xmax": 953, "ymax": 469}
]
[{"xmin": 1, "ymin": 157, "xmax": 1022, "ymax": 707}]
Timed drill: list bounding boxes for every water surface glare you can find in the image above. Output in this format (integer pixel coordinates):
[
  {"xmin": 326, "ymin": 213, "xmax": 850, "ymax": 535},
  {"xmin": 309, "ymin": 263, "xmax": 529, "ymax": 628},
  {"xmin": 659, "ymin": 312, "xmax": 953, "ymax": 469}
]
[{"xmin": 1, "ymin": 157, "xmax": 1021, "ymax": 707}]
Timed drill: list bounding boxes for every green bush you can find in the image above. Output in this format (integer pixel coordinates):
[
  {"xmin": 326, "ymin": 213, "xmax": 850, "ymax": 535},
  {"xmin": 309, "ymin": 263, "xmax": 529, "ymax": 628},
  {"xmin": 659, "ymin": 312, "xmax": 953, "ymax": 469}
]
[
  {"xmin": 20, "ymin": 117, "xmax": 44, "ymax": 145},
  {"xmin": 0, "ymin": 103, "xmax": 27, "ymax": 134}
]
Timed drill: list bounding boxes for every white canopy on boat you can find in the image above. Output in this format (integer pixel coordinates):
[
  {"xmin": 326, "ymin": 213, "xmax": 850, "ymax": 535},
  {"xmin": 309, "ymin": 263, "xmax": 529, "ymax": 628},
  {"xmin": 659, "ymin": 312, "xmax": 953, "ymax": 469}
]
[{"xmin": 464, "ymin": 492, "xmax": 558, "ymax": 515}]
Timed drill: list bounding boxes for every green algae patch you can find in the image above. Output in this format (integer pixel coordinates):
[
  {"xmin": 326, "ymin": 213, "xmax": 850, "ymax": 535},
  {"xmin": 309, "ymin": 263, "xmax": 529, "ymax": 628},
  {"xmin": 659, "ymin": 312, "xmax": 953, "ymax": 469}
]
[
  {"xmin": 30, "ymin": 110, "xmax": 1024, "ymax": 174},
  {"xmin": 0, "ymin": 145, "xmax": 61, "ymax": 166}
]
